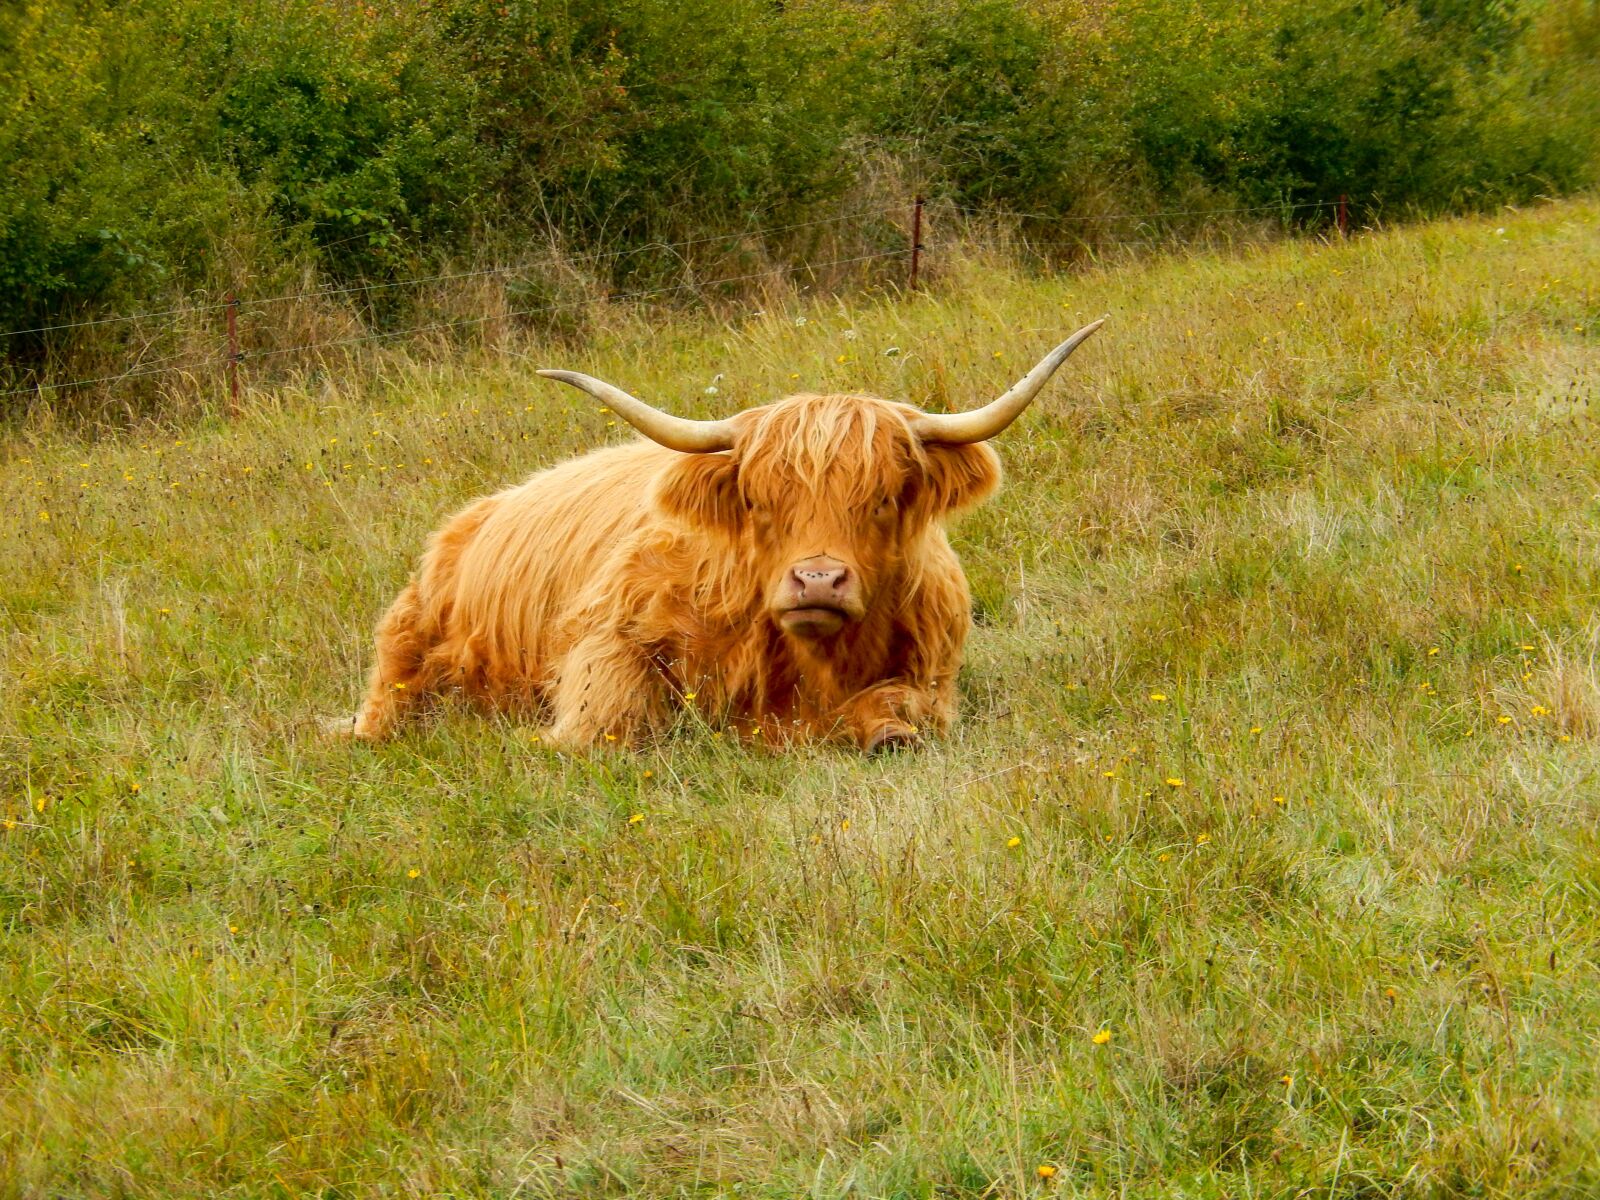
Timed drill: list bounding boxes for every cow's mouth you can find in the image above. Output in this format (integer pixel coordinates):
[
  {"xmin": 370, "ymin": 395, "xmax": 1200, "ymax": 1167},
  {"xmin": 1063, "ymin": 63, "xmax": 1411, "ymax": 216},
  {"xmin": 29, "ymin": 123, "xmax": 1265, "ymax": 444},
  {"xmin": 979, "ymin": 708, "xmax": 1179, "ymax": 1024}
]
[{"xmin": 778, "ymin": 605, "xmax": 850, "ymax": 639}]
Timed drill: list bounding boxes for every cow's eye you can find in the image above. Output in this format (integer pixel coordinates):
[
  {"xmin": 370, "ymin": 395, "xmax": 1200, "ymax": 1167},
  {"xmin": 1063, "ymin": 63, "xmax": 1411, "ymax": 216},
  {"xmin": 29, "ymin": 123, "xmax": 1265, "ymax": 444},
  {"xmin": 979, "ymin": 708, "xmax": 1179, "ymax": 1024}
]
[{"xmin": 873, "ymin": 499, "xmax": 897, "ymax": 522}]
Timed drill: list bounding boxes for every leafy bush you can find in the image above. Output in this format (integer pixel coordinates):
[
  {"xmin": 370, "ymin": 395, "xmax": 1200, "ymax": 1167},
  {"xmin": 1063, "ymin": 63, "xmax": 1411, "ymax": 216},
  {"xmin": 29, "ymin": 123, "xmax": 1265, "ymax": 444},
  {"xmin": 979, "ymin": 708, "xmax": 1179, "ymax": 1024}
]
[
  {"xmin": 204, "ymin": 2, "xmax": 489, "ymax": 268},
  {"xmin": 0, "ymin": 0, "xmax": 1595, "ymax": 392},
  {"xmin": 0, "ymin": 3, "xmax": 241, "ymax": 335}
]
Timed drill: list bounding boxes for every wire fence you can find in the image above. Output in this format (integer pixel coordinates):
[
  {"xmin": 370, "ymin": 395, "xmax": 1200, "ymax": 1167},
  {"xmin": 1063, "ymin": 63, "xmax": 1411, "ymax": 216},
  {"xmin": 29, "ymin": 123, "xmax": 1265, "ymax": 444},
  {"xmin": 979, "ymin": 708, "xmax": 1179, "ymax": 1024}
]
[
  {"xmin": 242, "ymin": 249, "xmax": 908, "ymax": 368},
  {"xmin": 0, "ymin": 195, "xmax": 1354, "ymax": 403}
]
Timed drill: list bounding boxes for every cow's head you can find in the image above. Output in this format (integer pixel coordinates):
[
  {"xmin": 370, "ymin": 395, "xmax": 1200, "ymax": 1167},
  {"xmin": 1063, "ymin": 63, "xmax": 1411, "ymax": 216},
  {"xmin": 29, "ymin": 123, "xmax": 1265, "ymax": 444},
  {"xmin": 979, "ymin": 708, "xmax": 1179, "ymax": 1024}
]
[{"xmin": 538, "ymin": 320, "xmax": 1103, "ymax": 641}]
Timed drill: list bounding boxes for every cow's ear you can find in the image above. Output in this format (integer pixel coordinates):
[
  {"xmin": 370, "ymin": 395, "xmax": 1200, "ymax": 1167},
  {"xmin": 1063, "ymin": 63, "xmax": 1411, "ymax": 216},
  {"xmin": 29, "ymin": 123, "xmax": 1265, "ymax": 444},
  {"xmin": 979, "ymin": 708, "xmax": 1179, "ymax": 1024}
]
[
  {"xmin": 918, "ymin": 442, "xmax": 1001, "ymax": 518},
  {"xmin": 655, "ymin": 453, "xmax": 744, "ymax": 531}
]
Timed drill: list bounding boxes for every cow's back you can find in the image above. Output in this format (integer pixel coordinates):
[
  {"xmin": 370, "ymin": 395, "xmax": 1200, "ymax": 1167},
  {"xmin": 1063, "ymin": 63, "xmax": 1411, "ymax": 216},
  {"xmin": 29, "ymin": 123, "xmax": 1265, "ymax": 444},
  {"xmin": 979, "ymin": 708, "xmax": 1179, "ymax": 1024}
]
[{"xmin": 416, "ymin": 441, "xmax": 676, "ymax": 700}]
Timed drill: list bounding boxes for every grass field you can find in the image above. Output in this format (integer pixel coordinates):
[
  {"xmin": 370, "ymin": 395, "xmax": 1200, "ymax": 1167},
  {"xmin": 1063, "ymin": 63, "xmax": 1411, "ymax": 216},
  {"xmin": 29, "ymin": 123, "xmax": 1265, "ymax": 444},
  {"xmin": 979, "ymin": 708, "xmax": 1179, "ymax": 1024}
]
[{"xmin": 2, "ymin": 199, "xmax": 1599, "ymax": 1198}]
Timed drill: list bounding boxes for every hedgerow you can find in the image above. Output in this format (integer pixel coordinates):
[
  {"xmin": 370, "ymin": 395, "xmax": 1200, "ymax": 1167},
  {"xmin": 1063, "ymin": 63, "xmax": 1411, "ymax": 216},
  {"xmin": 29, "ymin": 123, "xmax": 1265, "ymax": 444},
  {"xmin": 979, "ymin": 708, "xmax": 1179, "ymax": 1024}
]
[{"xmin": 1, "ymin": 0, "xmax": 1595, "ymax": 398}]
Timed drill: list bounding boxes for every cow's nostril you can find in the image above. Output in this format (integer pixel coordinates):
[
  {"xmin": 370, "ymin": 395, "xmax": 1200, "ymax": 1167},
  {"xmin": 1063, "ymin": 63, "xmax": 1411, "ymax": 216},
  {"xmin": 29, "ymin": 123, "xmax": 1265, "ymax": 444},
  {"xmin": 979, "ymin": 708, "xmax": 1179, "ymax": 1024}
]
[{"xmin": 790, "ymin": 559, "xmax": 851, "ymax": 604}]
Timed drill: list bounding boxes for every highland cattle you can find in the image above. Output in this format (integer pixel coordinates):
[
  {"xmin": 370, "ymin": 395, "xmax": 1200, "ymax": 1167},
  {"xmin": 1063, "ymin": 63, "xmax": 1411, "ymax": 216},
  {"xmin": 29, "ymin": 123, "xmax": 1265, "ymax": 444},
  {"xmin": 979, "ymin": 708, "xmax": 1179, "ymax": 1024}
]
[{"xmin": 345, "ymin": 320, "xmax": 1103, "ymax": 750}]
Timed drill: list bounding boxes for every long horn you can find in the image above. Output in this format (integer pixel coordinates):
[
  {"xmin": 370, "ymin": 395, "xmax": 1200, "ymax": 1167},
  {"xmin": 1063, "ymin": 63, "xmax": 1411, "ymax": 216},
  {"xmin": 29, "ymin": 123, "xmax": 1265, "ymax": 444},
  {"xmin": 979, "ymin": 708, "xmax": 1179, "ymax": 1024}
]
[
  {"xmin": 910, "ymin": 318, "xmax": 1105, "ymax": 445},
  {"xmin": 536, "ymin": 370, "xmax": 736, "ymax": 453}
]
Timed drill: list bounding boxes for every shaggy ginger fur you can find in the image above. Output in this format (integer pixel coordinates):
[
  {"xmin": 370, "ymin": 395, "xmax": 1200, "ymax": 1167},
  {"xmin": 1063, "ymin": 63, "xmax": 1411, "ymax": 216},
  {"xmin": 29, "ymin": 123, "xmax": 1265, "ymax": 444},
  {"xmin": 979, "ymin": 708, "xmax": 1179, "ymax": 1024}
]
[{"xmin": 349, "ymin": 393, "xmax": 1001, "ymax": 750}]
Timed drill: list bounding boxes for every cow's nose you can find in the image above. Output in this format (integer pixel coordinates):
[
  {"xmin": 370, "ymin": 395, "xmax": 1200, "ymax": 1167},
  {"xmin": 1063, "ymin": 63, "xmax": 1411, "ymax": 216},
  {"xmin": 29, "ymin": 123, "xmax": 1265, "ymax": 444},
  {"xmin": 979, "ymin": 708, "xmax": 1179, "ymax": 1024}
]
[{"xmin": 790, "ymin": 557, "xmax": 850, "ymax": 604}]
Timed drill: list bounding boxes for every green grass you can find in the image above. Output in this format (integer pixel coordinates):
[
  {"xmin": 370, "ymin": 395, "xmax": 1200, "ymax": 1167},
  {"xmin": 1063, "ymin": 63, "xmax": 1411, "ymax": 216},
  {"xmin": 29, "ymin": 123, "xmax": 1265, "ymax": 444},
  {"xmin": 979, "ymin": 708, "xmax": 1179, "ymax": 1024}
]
[{"xmin": 2, "ymin": 200, "xmax": 1599, "ymax": 1198}]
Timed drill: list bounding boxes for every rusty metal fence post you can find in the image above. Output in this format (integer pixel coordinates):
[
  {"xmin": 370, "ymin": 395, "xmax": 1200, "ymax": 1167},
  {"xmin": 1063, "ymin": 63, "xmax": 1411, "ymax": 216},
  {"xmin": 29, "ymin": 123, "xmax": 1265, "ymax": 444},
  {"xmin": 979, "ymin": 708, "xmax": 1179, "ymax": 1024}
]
[
  {"xmin": 908, "ymin": 195, "xmax": 925, "ymax": 290},
  {"xmin": 225, "ymin": 293, "xmax": 240, "ymax": 414}
]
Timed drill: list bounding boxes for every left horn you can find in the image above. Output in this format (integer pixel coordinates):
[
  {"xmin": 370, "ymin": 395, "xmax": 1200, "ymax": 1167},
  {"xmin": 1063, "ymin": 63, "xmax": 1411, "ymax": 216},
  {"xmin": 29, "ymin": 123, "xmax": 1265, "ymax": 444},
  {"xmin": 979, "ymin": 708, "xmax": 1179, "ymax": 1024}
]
[
  {"xmin": 910, "ymin": 318, "xmax": 1105, "ymax": 445},
  {"xmin": 536, "ymin": 370, "xmax": 736, "ymax": 453}
]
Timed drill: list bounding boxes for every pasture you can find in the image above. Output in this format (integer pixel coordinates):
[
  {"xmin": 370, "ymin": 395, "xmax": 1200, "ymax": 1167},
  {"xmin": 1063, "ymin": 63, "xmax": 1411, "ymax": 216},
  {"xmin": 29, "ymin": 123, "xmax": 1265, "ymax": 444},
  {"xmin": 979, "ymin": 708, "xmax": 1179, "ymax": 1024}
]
[{"xmin": 2, "ymin": 199, "xmax": 1598, "ymax": 1197}]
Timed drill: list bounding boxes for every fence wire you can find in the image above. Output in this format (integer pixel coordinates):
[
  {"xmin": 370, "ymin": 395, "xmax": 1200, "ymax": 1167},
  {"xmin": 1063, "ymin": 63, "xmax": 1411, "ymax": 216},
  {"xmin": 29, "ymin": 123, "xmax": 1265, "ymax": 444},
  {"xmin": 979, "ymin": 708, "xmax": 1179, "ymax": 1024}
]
[
  {"xmin": 0, "ymin": 205, "xmax": 910, "ymax": 342},
  {"xmin": 0, "ymin": 197, "xmax": 1355, "ymax": 399}
]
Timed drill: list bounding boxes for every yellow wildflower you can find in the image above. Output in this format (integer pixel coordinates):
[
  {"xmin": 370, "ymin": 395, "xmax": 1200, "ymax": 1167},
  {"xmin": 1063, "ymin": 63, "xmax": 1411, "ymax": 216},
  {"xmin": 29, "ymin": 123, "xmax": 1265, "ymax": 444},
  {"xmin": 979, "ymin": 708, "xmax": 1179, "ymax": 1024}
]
[
  {"xmin": 1037, "ymin": 1164, "xmax": 1057, "ymax": 1179},
  {"xmin": 1007, "ymin": 836, "xmax": 1022, "ymax": 848},
  {"xmin": 407, "ymin": 868, "xmax": 420, "ymax": 879},
  {"xmin": 628, "ymin": 813, "xmax": 645, "ymax": 825},
  {"xmin": 1165, "ymin": 777, "xmax": 1185, "ymax": 788},
  {"xmin": 1092, "ymin": 1028, "xmax": 1112, "ymax": 1045},
  {"xmin": 1149, "ymin": 692, "xmax": 1168, "ymax": 702}
]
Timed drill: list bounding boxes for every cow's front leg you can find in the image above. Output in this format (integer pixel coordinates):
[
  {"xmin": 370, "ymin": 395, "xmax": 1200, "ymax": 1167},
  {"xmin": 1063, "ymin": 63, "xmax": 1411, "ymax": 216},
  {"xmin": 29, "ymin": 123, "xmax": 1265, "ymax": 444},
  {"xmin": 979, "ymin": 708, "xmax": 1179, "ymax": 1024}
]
[
  {"xmin": 834, "ymin": 678, "xmax": 953, "ymax": 752},
  {"xmin": 347, "ymin": 580, "xmax": 433, "ymax": 740},
  {"xmin": 543, "ymin": 631, "xmax": 667, "ymax": 750}
]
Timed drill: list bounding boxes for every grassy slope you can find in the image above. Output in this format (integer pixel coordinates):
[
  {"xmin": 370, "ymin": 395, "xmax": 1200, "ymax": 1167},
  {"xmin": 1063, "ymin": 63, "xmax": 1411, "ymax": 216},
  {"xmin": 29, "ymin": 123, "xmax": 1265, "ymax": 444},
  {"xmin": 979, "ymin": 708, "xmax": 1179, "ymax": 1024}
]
[{"xmin": 1, "ymin": 200, "xmax": 1598, "ymax": 1198}]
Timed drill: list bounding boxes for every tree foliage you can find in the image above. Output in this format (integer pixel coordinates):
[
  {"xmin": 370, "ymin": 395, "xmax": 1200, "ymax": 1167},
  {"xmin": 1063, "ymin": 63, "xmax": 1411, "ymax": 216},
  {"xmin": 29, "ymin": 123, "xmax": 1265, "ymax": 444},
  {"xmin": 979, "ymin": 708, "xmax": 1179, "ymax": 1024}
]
[{"xmin": 0, "ymin": 0, "xmax": 1595, "ymax": 339}]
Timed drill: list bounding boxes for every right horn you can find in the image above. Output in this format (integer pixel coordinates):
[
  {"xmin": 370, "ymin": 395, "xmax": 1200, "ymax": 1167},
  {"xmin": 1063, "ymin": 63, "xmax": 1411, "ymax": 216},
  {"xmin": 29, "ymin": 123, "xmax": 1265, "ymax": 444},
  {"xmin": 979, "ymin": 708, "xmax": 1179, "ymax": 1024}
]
[
  {"xmin": 536, "ymin": 370, "xmax": 736, "ymax": 453},
  {"xmin": 910, "ymin": 318, "xmax": 1105, "ymax": 445}
]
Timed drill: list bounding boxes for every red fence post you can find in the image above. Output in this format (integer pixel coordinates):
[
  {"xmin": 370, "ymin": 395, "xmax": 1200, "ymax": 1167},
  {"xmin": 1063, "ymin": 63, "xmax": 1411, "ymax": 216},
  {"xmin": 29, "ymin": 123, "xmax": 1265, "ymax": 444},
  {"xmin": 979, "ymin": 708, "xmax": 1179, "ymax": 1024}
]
[
  {"xmin": 226, "ymin": 293, "xmax": 239, "ymax": 415},
  {"xmin": 908, "ymin": 195, "xmax": 925, "ymax": 290}
]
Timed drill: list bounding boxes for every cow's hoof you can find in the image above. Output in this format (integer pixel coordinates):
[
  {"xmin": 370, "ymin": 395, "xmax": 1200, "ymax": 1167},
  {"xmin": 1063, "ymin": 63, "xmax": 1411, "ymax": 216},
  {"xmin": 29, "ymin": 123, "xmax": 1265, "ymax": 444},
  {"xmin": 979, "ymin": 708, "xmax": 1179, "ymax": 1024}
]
[
  {"xmin": 320, "ymin": 713, "xmax": 362, "ymax": 741},
  {"xmin": 865, "ymin": 723, "xmax": 919, "ymax": 754}
]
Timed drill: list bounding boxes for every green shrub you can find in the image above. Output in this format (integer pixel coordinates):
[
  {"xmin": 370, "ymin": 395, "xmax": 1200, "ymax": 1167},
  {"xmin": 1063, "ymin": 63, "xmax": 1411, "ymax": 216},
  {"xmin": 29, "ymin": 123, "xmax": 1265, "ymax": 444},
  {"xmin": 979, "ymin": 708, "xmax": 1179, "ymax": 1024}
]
[
  {"xmin": 0, "ymin": 0, "xmax": 1595, "ymax": 397},
  {"xmin": 0, "ymin": 3, "xmax": 240, "ymax": 335},
  {"xmin": 874, "ymin": 0, "xmax": 1064, "ymax": 208},
  {"xmin": 204, "ymin": 2, "xmax": 489, "ymax": 269},
  {"xmin": 442, "ymin": 0, "xmax": 868, "ymax": 254}
]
